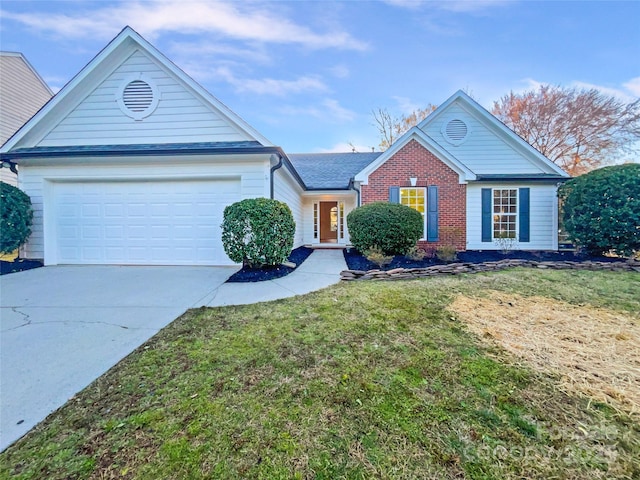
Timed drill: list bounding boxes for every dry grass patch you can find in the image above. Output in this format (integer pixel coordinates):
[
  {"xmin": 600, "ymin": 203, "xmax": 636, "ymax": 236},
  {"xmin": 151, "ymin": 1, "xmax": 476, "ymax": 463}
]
[{"xmin": 450, "ymin": 291, "xmax": 640, "ymax": 418}]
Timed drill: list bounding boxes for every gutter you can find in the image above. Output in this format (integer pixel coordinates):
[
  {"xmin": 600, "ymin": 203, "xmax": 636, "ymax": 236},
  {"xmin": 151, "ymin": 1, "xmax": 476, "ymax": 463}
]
[
  {"xmin": 269, "ymin": 152, "xmax": 306, "ymax": 199},
  {"xmin": 269, "ymin": 154, "xmax": 283, "ymax": 199},
  {"xmin": 1, "ymin": 145, "xmax": 286, "ymax": 161},
  {"xmin": 348, "ymin": 177, "xmax": 361, "ymax": 207},
  {"xmin": 474, "ymin": 174, "xmax": 569, "ymax": 183}
]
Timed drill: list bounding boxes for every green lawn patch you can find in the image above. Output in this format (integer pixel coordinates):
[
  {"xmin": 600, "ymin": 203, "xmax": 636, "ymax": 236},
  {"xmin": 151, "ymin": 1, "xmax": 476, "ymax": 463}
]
[{"xmin": 1, "ymin": 270, "xmax": 638, "ymax": 479}]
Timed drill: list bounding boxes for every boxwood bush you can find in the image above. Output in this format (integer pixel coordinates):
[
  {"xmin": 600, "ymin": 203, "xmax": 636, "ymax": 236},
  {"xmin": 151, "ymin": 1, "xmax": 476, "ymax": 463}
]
[
  {"xmin": 0, "ymin": 182, "xmax": 33, "ymax": 255},
  {"xmin": 559, "ymin": 163, "xmax": 640, "ymax": 257},
  {"xmin": 222, "ymin": 198, "xmax": 295, "ymax": 268},
  {"xmin": 347, "ymin": 201, "xmax": 423, "ymax": 255}
]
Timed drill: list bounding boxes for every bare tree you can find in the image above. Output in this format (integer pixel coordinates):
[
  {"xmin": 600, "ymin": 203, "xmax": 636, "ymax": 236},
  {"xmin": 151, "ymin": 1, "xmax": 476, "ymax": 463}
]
[
  {"xmin": 372, "ymin": 105, "xmax": 437, "ymax": 151},
  {"xmin": 493, "ymin": 85, "xmax": 640, "ymax": 176}
]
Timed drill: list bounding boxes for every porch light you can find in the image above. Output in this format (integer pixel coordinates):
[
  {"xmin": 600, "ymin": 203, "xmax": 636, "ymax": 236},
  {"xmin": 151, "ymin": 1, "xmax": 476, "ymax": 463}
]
[{"xmin": 0, "ymin": 160, "xmax": 18, "ymax": 174}]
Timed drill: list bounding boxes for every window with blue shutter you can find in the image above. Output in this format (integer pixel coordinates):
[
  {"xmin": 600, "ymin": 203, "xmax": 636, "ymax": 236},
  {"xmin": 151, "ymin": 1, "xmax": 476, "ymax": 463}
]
[
  {"xmin": 519, "ymin": 188, "xmax": 530, "ymax": 242},
  {"xmin": 427, "ymin": 186, "xmax": 439, "ymax": 242},
  {"xmin": 481, "ymin": 188, "xmax": 492, "ymax": 242},
  {"xmin": 389, "ymin": 187, "xmax": 399, "ymax": 204},
  {"xmin": 482, "ymin": 188, "xmax": 529, "ymax": 243}
]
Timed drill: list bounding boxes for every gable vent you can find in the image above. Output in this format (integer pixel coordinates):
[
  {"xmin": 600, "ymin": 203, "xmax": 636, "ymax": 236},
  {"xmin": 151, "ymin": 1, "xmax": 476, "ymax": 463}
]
[
  {"xmin": 123, "ymin": 80, "xmax": 153, "ymax": 112},
  {"xmin": 444, "ymin": 119, "xmax": 468, "ymax": 145},
  {"xmin": 117, "ymin": 74, "xmax": 160, "ymax": 120}
]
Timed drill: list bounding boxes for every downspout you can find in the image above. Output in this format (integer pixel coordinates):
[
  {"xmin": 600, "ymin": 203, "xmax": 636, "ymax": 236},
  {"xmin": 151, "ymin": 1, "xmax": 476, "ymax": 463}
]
[
  {"xmin": 349, "ymin": 177, "xmax": 360, "ymax": 207},
  {"xmin": 269, "ymin": 154, "xmax": 283, "ymax": 199}
]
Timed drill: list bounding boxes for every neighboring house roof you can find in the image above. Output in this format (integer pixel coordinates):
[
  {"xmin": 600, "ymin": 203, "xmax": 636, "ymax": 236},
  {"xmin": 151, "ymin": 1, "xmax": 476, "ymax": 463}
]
[
  {"xmin": 288, "ymin": 152, "xmax": 381, "ymax": 190},
  {"xmin": 0, "ymin": 52, "xmax": 53, "ymax": 146}
]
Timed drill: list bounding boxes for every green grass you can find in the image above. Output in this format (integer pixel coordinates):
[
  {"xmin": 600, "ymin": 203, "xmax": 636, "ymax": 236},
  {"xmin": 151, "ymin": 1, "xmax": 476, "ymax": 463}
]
[{"xmin": 1, "ymin": 269, "xmax": 639, "ymax": 479}]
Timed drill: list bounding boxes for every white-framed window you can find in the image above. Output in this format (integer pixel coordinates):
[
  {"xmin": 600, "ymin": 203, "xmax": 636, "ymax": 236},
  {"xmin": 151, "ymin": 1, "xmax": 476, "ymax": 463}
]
[
  {"xmin": 400, "ymin": 187, "xmax": 426, "ymax": 238},
  {"xmin": 493, "ymin": 189, "xmax": 517, "ymax": 239}
]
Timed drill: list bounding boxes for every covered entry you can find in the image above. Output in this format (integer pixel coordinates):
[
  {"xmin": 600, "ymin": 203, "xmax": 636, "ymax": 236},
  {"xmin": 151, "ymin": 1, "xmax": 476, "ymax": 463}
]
[{"xmin": 309, "ymin": 198, "xmax": 351, "ymax": 246}]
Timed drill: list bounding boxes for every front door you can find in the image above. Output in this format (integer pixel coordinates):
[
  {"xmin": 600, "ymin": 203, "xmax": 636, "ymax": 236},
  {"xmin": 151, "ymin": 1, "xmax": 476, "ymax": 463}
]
[{"xmin": 320, "ymin": 201, "xmax": 338, "ymax": 243}]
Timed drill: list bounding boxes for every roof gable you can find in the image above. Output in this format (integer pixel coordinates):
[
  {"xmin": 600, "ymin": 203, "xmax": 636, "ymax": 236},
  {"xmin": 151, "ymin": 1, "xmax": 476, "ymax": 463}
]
[
  {"xmin": 418, "ymin": 90, "xmax": 568, "ymax": 177},
  {"xmin": 1, "ymin": 26, "xmax": 272, "ymax": 152},
  {"xmin": 355, "ymin": 128, "xmax": 476, "ymax": 185}
]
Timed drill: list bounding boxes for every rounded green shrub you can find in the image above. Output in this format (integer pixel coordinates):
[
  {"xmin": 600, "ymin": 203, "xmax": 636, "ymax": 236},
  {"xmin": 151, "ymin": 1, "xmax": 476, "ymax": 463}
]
[
  {"xmin": 558, "ymin": 163, "xmax": 640, "ymax": 257},
  {"xmin": 347, "ymin": 202, "xmax": 423, "ymax": 255},
  {"xmin": 0, "ymin": 182, "xmax": 33, "ymax": 255},
  {"xmin": 222, "ymin": 198, "xmax": 295, "ymax": 267}
]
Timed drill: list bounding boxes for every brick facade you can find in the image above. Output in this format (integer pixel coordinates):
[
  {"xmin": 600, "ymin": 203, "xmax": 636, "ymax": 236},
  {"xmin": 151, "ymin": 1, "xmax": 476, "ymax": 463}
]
[{"xmin": 360, "ymin": 139, "xmax": 467, "ymax": 250}]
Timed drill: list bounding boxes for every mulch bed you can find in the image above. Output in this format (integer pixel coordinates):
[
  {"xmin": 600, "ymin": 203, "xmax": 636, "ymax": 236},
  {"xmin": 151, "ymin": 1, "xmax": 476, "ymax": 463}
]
[
  {"xmin": 226, "ymin": 246, "xmax": 314, "ymax": 283},
  {"xmin": 0, "ymin": 258, "xmax": 44, "ymax": 275},
  {"xmin": 343, "ymin": 248, "xmax": 619, "ymax": 271}
]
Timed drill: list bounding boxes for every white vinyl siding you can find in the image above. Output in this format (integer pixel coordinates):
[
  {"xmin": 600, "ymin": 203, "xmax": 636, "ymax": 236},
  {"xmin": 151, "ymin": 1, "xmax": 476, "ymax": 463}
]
[
  {"xmin": 39, "ymin": 50, "xmax": 252, "ymax": 146},
  {"xmin": 422, "ymin": 103, "xmax": 548, "ymax": 175},
  {"xmin": 18, "ymin": 157, "xmax": 271, "ymax": 263},
  {"xmin": 273, "ymin": 168, "xmax": 304, "ymax": 248},
  {"xmin": 466, "ymin": 183, "xmax": 559, "ymax": 250}
]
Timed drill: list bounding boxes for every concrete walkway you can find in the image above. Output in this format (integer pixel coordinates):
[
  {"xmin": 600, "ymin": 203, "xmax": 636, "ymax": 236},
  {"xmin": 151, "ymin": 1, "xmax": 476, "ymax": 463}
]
[
  {"xmin": 205, "ymin": 249, "xmax": 347, "ymax": 306},
  {"xmin": 0, "ymin": 249, "xmax": 346, "ymax": 451}
]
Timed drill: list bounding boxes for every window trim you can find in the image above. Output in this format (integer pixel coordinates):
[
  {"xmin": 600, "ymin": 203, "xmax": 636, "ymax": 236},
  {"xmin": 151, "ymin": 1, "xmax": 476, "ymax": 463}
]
[
  {"xmin": 399, "ymin": 186, "xmax": 427, "ymax": 240},
  {"xmin": 491, "ymin": 188, "xmax": 518, "ymax": 240}
]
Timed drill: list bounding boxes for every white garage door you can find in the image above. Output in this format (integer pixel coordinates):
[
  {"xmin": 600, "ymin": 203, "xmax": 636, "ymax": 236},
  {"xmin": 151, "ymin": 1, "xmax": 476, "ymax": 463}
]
[{"xmin": 53, "ymin": 179, "xmax": 240, "ymax": 265}]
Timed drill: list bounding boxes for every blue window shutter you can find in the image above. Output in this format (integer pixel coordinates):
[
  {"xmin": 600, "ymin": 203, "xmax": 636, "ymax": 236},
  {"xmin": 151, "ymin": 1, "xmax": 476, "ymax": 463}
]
[
  {"xmin": 427, "ymin": 186, "xmax": 439, "ymax": 242},
  {"xmin": 519, "ymin": 187, "xmax": 530, "ymax": 242},
  {"xmin": 389, "ymin": 187, "xmax": 399, "ymax": 203},
  {"xmin": 481, "ymin": 188, "xmax": 492, "ymax": 242}
]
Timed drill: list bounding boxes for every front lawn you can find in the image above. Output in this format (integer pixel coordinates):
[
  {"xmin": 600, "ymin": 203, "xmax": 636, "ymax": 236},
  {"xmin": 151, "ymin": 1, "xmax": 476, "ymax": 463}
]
[{"xmin": 2, "ymin": 270, "xmax": 638, "ymax": 479}]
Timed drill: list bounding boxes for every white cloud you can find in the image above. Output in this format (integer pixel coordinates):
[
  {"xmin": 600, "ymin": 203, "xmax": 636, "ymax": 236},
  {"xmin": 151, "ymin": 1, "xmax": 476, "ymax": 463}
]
[
  {"xmin": 243, "ymin": 76, "xmax": 328, "ymax": 96},
  {"xmin": 322, "ymin": 99, "xmax": 357, "ymax": 122},
  {"xmin": 176, "ymin": 63, "xmax": 327, "ymax": 96},
  {"xmin": 571, "ymin": 81, "xmax": 637, "ymax": 102},
  {"xmin": 623, "ymin": 77, "xmax": 640, "ymax": 97},
  {"xmin": 280, "ymin": 98, "xmax": 357, "ymax": 122},
  {"xmin": 168, "ymin": 41, "xmax": 272, "ymax": 65},
  {"xmin": 329, "ymin": 64, "xmax": 350, "ymax": 79},
  {"xmin": 517, "ymin": 77, "xmax": 640, "ymax": 103},
  {"xmin": 1, "ymin": 0, "xmax": 368, "ymax": 51},
  {"xmin": 392, "ymin": 96, "xmax": 420, "ymax": 114},
  {"xmin": 316, "ymin": 142, "xmax": 376, "ymax": 153},
  {"xmin": 382, "ymin": 0, "xmax": 510, "ymax": 12}
]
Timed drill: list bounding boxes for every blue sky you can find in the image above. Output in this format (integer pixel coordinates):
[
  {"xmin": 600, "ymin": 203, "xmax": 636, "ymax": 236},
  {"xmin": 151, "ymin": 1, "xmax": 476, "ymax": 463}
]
[{"xmin": 1, "ymin": 0, "xmax": 639, "ymax": 153}]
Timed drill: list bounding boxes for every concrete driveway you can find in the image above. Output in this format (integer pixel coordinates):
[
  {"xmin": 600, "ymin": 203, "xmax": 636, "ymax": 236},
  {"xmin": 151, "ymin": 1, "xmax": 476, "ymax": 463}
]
[{"xmin": 0, "ymin": 265, "xmax": 236, "ymax": 450}]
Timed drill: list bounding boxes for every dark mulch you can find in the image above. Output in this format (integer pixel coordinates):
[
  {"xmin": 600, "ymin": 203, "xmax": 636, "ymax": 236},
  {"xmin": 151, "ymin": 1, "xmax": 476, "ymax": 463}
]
[
  {"xmin": 344, "ymin": 248, "xmax": 622, "ymax": 271},
  {"xmin": 226, "ymin": 246, "xmax": 315, "ymax": 283},
  {"xmin": 0, "ymin": 258, "xmax": 44, "ymax": 275}
]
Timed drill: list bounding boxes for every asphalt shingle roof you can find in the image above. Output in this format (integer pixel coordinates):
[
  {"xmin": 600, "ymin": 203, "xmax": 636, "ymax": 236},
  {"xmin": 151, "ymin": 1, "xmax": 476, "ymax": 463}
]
[
  {"xmin": 5, "ymin": 141, "xmax": 266, "ymax": 156},
  {"xmin": 287, "ymin": 152, "xmax": 381, "ymax": 190}
]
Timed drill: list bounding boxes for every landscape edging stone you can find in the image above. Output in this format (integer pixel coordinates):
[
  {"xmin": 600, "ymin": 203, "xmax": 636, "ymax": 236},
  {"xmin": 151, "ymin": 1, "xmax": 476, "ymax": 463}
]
[{"xmin": 340, "ymin": 259, "xmax": 640, "ymax": 281}]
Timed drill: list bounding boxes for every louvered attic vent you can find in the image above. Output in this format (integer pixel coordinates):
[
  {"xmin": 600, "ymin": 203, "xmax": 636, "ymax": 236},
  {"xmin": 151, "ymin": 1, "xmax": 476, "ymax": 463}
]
[
  {"xmin": 117, "ymin": 75, "xmax": 159, "ymax": 120},
  {"xmin": 123, "ymin": 80, "xmax": 153, "ymax": 112},
  {"xmin": 442, "ymin": 118, "xmax": 469, "ymax": 145}
]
